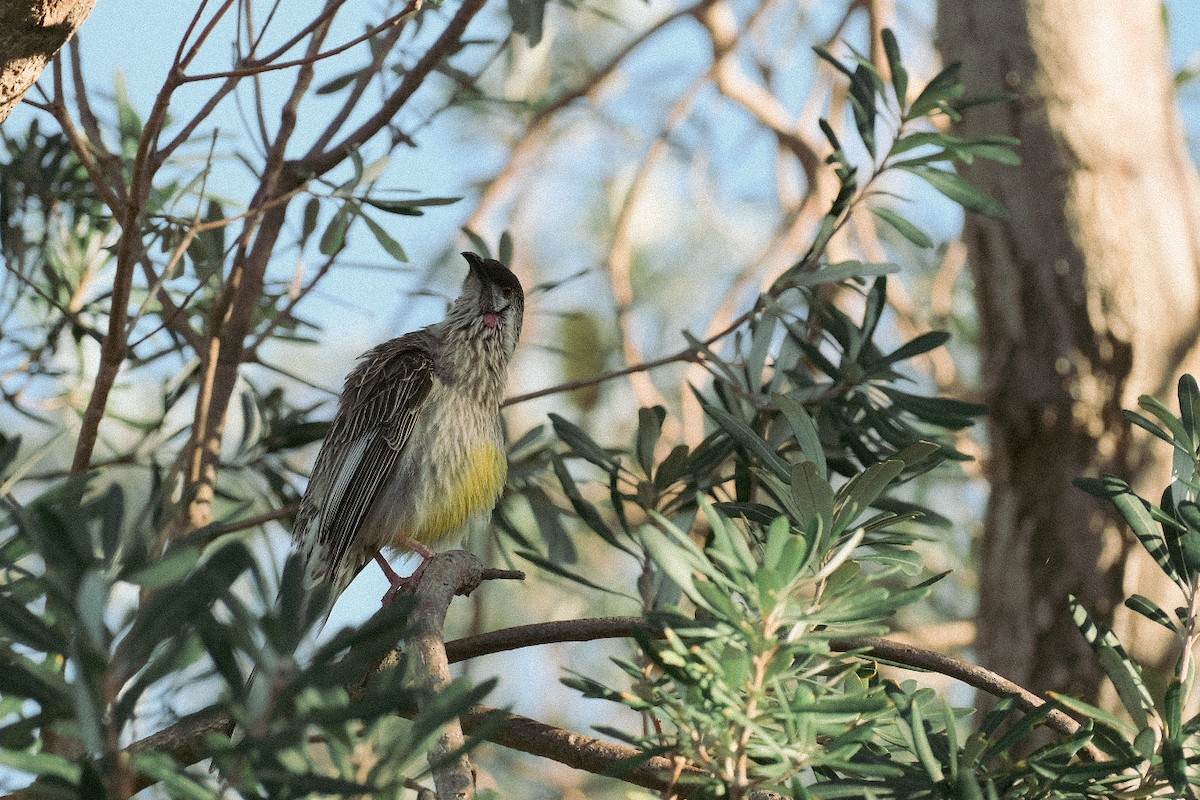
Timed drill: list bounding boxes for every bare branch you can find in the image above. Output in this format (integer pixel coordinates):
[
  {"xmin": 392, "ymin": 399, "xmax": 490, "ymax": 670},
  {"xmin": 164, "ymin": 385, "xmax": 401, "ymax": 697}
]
[
  {"xmin": 178, "ymin": 1, "xmax": 421, "ymax": 84},
  {"xmin": 298, "ymin": 0, "xmax": 488, "ymax": 173}
]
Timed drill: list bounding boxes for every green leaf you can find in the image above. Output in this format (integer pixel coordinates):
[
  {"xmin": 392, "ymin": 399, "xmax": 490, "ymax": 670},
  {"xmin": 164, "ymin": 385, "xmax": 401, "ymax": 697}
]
[
  {"xmin": 907, "ymin": 700, "xmax": 943, "ymax": 783},
  {"xmin": 636, "ymin": 406, "xmax": 666, "ymax": 477},
  {"xmin": 870, "ymin": 206, "xmax": 933, "ymax": 249},
  {"xmin": 1069, "ymin": 596, "xmax": 1156, "ymax": 733},
  {"xmin": 701, "ymin": 402, "xmax": 789, "ymax": 481},
  {"xmin": 0, "ymin": 747, "xmax": 80, "ymax": 784},
  {"xmin": 132, "ymin": 752, "xmax": 219, "ymax": 800},
  {"xmin": 640, "ymin": 523, "xmax": 710, "ymax": 614},
  {"xmin": 875, "ymin": 331, "xmax": 950, "ymax": 366},
  {"xmin": 498, "ymin": 230, "xmax": 514, "ymax": 265},
  {"xmin": 1137, "ymin": 394, "xmax": 1190, "ymax": 445},
  {"xmin": 361, "ymin": 195, "xmax": 462, "ymax": 216},
  {"xmin": 786, "ymin": 260, "xmax": 899, "ymax": 288},
  {"xmin": 1125, "ymin": 594, "xmax": 1177, "ymax": 632},
  {"xmin": 880, "ymin": 29, "xmax": 908, "ymax": 107},
  {"xmin": 0, "ymin": 655, "xmax": 70, "ymax": 712},
  {"xmin": 550, "ymin": 413, "xmax": 618, "ymax": 469},
  {"xmin": 908, "ymin": 61, "xmax": 965, "ymax": 118},
  {"xmin": 550, "ymin": 456, "xmax": 631, "ymax": 555},
  {"xmin": 0, "ymin": 591, "xmax": 64, "ymax": 653},
  {"xmin": 812, "ymin": 46, "xmax": 855, "ymax": 81},
  {"xmin": 1076, "ymin": 476, "xmax": 1185, "ymax": 587},
  {"xmin": 1122, "ymin": 409, "xmax": 1177, "ymax": 447},
  {"xmin": 848, "ymin": 65, "xmax": 878, "ymax": 158},
  {"xmin": 834, "ymin": 459, "xmax": 905, "ymax": 530},
  {"xmin": 776, "ymin": 393, "xmax": 826, "ymax": 478},
  {"xmin": 791, "ymin": 461, "xmax": 834, "ymax": 530},
  {"xmin": 508, "ymin": 0, "xmax": 548, "ymax": 46},
  {"xmin": 653, "ymin": 444, "xmax": 690, "ymax": 489},
  {"xmin": 1178, "ymin": 374, "xmax": 1200, "ymax": 443},
  {"xmin": 360, "ymin": 213, "xmax": 409, "ymax": 262},
  {"xmin": 899, "ymin": 164, "xmax": 1008, "ymax": 219},
  {"xmin": 318, "ymin": 203, "xmax": 353, "ymax": 255},
  {"xmin": 315, "ymin": 70, "xmax": 360, "ymax": 95}
]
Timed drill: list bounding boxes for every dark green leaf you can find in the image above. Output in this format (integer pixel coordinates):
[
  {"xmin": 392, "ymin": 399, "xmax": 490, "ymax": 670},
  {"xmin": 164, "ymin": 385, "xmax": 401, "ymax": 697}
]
[
  {"xmin": 550, "ymin": 413, "xmax": 618, "ymax": 469},
  {"xmin": 776, "ymin": 393, "xmax": 826, "ymax": 478},
  {"xmin": 0, "ymin": 591, "xmax": 64, "ymax": 653},
  {"xmin": 361, "ymin": 196, "xmax": 462, "ymax": 216},
  {"xmin": 875, "ymin": 331, "xmax": 950, "ymax": 366},
  {"xmin": 908, "ymin": 61, "xmax": 965, "ymax": 118},
  {"xmin": 550, "ymin": 456, "xmax": 631, "ymax": 555},
  {"xmin": 360, "ymin": 213, "xmax": 409, "ymax": 262},
  {"xmin": 1125, "ymin": 594, "xmax": 1177, "ymax": 632},
  {"xmin": 1069, "ymin": 596, "xmax": 1155, "ymax": 732},
  {"xmin": 701, "ymin": 402, "xmax": 789, "ymax": 481},
  {"xmin": 870, "ymin": 207, "xmax": 933, "ymax": 249},
  {"xmin": 508, "ymin": 0, "xmax": 548, "ymax": 46},
  {"xmin": 881, "ymin": 28, "xmax": 908, "ymax": 107},
  {"xmin": 898, "ymin": 164, "xmax": 1008, "ymax": 219},
  {"xmin": 315, "ymin": 71, "xmax": 361, "ymax": 95},
  {"xmin": 318, "ymin": 204, "xmax": 353, "ymax": 255},
  {"xmin": 636, "ymin": 406, "xmax": 666, "ymax": 476}
]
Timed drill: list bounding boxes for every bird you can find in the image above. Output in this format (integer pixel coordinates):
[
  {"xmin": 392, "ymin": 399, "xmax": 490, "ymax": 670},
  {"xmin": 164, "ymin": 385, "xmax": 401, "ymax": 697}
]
[{"xmin": 292, "ymin": 251, "xmax": 524, "ymax": 609}]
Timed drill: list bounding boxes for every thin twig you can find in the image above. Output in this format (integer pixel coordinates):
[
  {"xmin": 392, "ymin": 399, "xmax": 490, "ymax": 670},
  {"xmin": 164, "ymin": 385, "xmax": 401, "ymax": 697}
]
[{"xmin": 179, "ymin": 1, "xmax": 421, "ymax": 84}]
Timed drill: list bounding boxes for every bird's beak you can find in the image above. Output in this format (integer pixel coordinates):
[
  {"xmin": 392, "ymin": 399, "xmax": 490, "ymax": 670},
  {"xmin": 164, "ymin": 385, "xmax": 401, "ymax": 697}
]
[
  {"xmin": 461, "ymin": 251, "xmax": 511, "ymax": 326},
  {"xmin": 462, "ymin": 251, "xmax": 485, "ymax": 275}
]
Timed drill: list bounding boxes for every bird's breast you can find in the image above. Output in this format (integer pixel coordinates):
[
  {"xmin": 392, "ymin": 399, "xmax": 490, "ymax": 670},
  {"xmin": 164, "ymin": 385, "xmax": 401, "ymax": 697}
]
[{"xmin": 372, "ymin": 380, "xmax": 507, "ymax": 550}]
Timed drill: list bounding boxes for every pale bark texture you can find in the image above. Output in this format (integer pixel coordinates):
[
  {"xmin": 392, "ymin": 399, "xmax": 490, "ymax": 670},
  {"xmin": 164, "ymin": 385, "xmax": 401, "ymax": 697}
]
[
  {"xmin": 938, "ymin": 0, "xmax": 1200, "ymax": 703},
  {"xmin": 0, "ymin": 0, "xmax": 97, "ymax": 125}
]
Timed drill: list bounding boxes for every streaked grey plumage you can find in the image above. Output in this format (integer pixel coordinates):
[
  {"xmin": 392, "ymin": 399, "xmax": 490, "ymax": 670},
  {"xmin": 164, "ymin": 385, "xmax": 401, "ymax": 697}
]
[{"xmin": 293, "ymin": 252, "xmax": 523, "ymax": 603}]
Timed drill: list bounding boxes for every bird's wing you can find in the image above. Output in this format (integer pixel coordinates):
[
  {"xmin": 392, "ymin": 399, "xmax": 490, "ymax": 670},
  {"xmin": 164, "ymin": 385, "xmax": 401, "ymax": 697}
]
[{"xmin": 295, "ymin": 340, "xmax": 434, "ymax": 593}]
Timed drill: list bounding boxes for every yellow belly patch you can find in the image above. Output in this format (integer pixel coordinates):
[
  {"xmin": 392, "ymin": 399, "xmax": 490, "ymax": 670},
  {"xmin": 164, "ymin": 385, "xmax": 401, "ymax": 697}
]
[{"xmin": 406, "ymin": 443, "xmax": 507, "ymax": 546}]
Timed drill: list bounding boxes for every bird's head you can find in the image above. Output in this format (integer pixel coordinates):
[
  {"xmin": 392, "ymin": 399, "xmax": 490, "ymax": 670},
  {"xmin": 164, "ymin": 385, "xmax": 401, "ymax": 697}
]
[{"xmin": 451, "ymin": 251, "xmax": 524, "ymax": 353}]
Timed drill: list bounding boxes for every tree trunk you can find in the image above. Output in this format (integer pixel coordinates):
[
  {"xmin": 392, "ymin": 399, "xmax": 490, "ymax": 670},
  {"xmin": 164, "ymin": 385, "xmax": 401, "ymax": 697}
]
[
  {"xmin": 937, "ymin": 0, "xmax": 1200, "ymax": 704},
  {"xmin": 0, "ymin": 0, "xmax": 97, "ymax": 125}
]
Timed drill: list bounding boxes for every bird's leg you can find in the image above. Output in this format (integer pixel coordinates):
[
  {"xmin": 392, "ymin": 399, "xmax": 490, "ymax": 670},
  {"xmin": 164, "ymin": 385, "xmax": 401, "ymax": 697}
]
[{"xmin": 373, "ymin": 535, "xmax": 436, "ymax": 605}]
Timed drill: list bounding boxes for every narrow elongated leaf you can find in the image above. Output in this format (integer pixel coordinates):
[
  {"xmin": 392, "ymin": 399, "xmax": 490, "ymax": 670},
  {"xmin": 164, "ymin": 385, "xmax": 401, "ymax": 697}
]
[
  {"xmin": 776, "ymin": 393, "xmax": 826, "ymax": 478},
  {"xmin": 1122, "ymin": 409, "xmax": 1177, "ymax": 447},
  {"xmin": 551, "ymin": 456, "xmax": 630, "ymax": 555},
  {"xmin": 361, "ymin": 196, "xmax": 462, "ymax": 215},
  {"xmin": 876, "ymin": 331, "xmax": 951, "ymax": 366},
  {"xmin": 908, "ymin": 62, "xmax": 964, "ymax": 118},
  {"xmin": 550, "ymin": 413, "xmax": 618, "ymax": 469},
  {"xmin": 0, "ymin": 592, "xmax": 63, "ymax": 653},
  {"xmin": 787, "ymin": 260, "xmax": 899, "ymax": 288},
  {"xmin": 1125, "ymin": 594, "xmax": 1177, "ymax": 632},
  {"xmin": 0, "ymin": 748, "xmax": 79, "ymax": 784},
  {"xmin": 702, "ymin": 402, "xmax": 789, "ymax": 480},
  {"xmin": 834, "ymin": 459, "xmax": 904, "ymax": 529},
  {"xmin": 791, "ymin": 461, "xmax": 834, "ymax": 530},
  {"xmin": 360, "ymin": 213, "xmax": 409, "ymax": 262},
  {"xmin": 880, "ymin": 28, "xmax": 908, "ymax": 107},
  {"xmin": 318, "ymin": 204, "xmax": 353, "ymax": 255},
  {"xmin": 870, "ymin": 206, "xmax": 932, "ymax": 248},
  {"xmin": 1069, "ymin": 596, "xmax": 1156, "ymax": 733},
  {"xmin": 636, "ymin": 406, "xmax": 666, "ymax": 476},
  {"xmin": 1179, "ymin": 374, "xmax": 1200, "ymax": 443},
  {"xmin": 907, "ymin": 701, "xmax": 944, "ymax": 783},
  {"xmin": 899, "ymin": 164, "xmax": 1008, "ymax": 219},
  {"xmin": 1138, "ymin": 394, "xmax": 1189, "ymax": 444}
]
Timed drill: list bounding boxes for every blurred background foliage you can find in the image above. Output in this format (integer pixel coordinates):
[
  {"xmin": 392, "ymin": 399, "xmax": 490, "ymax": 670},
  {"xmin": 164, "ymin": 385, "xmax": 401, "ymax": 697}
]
[{"xmin": 2, "ymin": 0, "xmax": 1200, "ymax": 797}]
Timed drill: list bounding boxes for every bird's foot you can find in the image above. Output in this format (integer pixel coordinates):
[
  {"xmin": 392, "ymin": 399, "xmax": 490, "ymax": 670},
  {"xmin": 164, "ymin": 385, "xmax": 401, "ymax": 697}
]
[{"xmin": 373, "ymin": 547, "xmax": 432, "ymax": 605}]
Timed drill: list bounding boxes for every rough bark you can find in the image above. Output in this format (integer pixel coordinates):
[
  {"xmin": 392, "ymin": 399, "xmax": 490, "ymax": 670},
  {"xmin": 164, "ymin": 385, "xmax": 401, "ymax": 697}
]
[
  {"xmin": 938, "ymin": 0, "xmax": 1200, "ymax": 703},
  {"xmin": 0, "ymin": 0, "xmax": 97, "ymax": 125}
]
